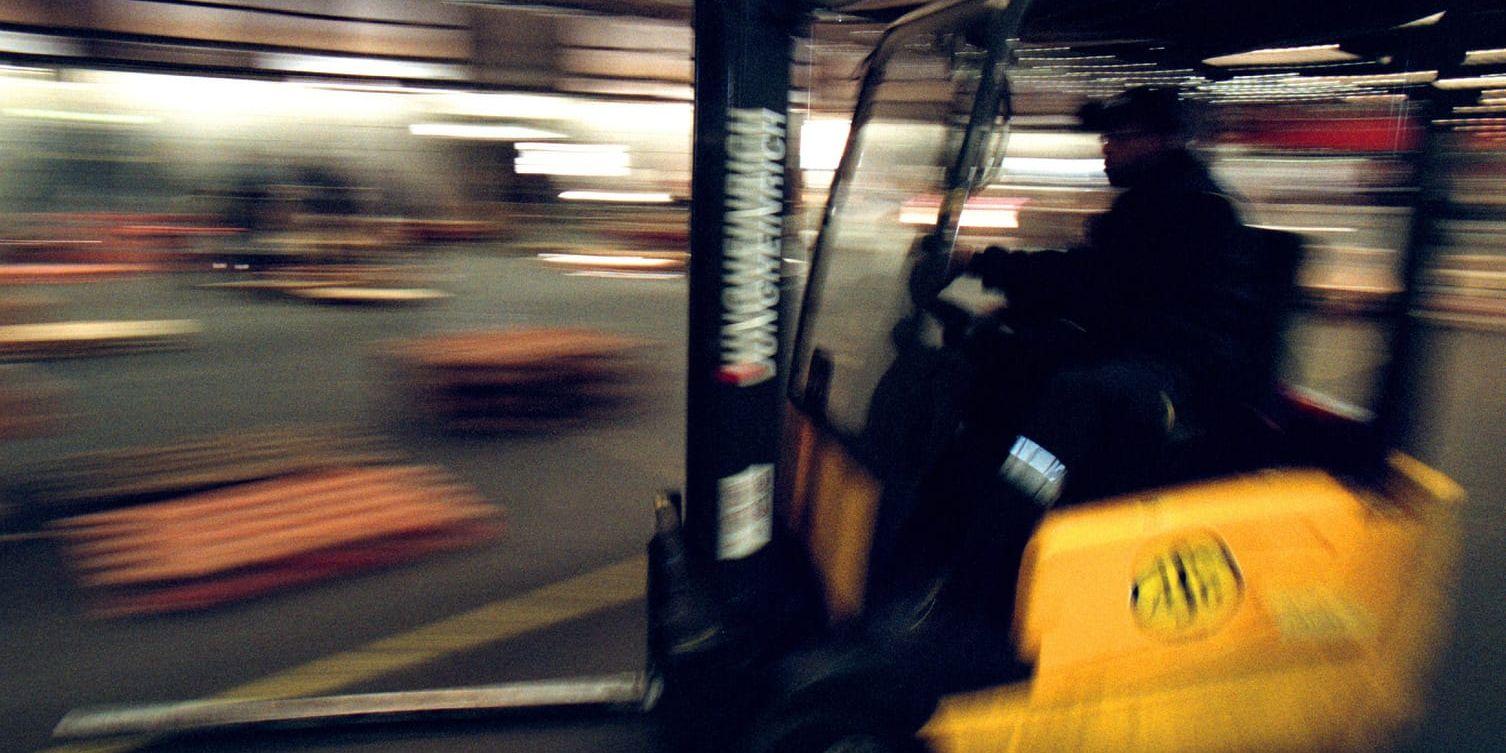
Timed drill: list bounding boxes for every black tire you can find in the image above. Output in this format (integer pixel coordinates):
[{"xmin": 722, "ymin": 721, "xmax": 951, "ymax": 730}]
[
  {"xmin": 743, "ymin": 647, "xmax": 934, "ymax": 753},
  {"xmin": 744, "ymin": 701, "xmax": 927, "ymax": 753}
]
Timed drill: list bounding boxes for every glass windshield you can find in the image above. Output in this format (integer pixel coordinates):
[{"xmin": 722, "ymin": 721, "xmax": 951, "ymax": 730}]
[{"xmin": 794, "ymin": 10, "xmax": 991, "ymax": 441}]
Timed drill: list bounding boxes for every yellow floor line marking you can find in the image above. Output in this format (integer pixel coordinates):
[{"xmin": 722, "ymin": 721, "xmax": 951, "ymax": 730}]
[{"xmin": 39, "ymin": 555, "xmax": 647, "ymax": 753}]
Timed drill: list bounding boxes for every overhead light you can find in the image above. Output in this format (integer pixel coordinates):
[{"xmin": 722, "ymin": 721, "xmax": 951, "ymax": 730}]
[
  {"xmin": 2, "ymin": 107, "xmax": 157, "ymax": 125},
  {"xmin": 558, "ymin": 190, "xmax": 674, "ymax": 203},
  {"xmin": 258, "ymin": 53, "xmax": 466, "ymax": 81},
  {"xmin": 1250, "ymin": 224, "xmax": 1356, "ymax": 234},
  {"xmin": 1436, "ymin": 75, "xmax": 1506, "ymax": 90},
  {"xmin": 1436, "ymin": 117, "xmax": 1506, "ymax": 123},
  {"xmin": 0, "ymin": 29, "xmax": 80, "ymax": 57},
  {"xmin": 1464, "ymin": 49, "xmax": 1506, "ymax": 67},
  {"xmin": 1205, "ymin": 44, "xmax": 1359, "ymax": 67},
  {"xmin": 516, "ymin": 143, "xmax": 631, "ymax": 177},
  {"xmin": 1005, "ymin": 131, "xmax": 1104, "ymax": 159},
  {"xmin": 0, "ymin": 64, "xmax": 53, "ymax": 76},
  {"xmin": 1396, "ymin": 11, "xmax": 1445, "ymax": 29},
  {"xmin": 1290, "ymin": 71, "xmax": 1436, "ymax": 87},
  {"xmin": 539, "ymin": 253, "xmax": 682, "ymax": 269},
  {"xmin": 410, "ymin": 123, "xmax": 566, "ymax": 140},
  {"xmin": 799, "ymin": 119, "xmax": 850, "ymax": 171},
  {"xmin": 1000, "ymin": 157, "xmax": 1106, "ymax": 178},
  {"xmin": 1455, "ymin": 105, "xmax": 1506, "ymax": 114},
  {"xmin": 955, "ymin": 206, "xmax": 1021, "ymax": 229}
]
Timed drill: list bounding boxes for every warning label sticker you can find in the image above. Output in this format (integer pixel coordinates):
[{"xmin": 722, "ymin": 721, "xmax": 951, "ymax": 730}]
[
  {"xmin": 717, "ymin": 463, "xmax": 773, "ymax": 560},
  {"xmin": 1130, "ymin": 531, "xmax": 1244, "ymax": 641}
]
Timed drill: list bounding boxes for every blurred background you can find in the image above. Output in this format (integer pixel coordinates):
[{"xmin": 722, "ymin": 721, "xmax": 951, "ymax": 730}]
[{"xmin": 0, "ymin": 2, "xmax": 1501, "ymax": 753}]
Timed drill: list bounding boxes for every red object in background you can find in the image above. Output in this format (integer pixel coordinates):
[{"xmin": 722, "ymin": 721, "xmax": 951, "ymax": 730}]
[{"xmin": 1227, "ymin": 116, "xmax": 1423, "ymax": 153}]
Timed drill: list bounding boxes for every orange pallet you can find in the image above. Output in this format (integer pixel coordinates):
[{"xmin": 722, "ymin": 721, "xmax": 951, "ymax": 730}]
[
  {"xmin": 54, "ymin": 465, "xmax": 501, "ymax": 616},
  {"xmin": 0, "ymin": 263, "xmax": 160, "ymax": 284}
]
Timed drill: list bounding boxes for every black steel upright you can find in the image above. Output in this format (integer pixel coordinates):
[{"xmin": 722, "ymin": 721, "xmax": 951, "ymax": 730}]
[
  {"xmin": 686, "ymin": 0, "xmax": 798, "ymax": 624},
  {"xmin": 1376, "ymin": 15, "xmax": 1466, "ymax": 465}
]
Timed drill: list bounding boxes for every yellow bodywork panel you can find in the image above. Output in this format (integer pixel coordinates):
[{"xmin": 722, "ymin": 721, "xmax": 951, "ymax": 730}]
[
  {"xmin": 923, "ymin": 454, "xmax": 1462, "ymax": 753},
  {"xmin": 782, "ymin": 405, "xmax": 881, "ymax": 621}
]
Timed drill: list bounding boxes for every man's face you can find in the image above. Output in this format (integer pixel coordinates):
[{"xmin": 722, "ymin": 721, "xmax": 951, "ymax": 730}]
[{"xmin": 1101, "ymin": 129, "xmax": 1172, "ymax": 186}]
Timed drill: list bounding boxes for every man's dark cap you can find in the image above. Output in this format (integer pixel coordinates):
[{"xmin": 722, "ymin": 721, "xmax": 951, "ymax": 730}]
[{"xmin": 1078, "ymin": 86, "xmax": 1187, "ymax": 135}]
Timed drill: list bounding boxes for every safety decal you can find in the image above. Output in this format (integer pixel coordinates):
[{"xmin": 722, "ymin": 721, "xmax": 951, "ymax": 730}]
[
  {"xmin": 717, "ymin": 463, "xmax": 774, "ymax": 560},
  {"xmin": 1130, "ymin": 531, "xmax": 1243, "ymax": 640}
]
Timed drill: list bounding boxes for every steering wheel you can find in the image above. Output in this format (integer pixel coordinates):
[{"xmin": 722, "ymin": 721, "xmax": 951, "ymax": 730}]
[{"xmin": 909, "ymin": 229, "xmax": 1095, "ymax": 366}]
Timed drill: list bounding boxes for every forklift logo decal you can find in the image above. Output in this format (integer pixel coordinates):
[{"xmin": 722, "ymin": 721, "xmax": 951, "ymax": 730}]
[
  {"xmin": 1130, "ymin": 532, "xmax": 1243, "ymax": 640},
  {"xmin": 719, "ymin": 107, "xmax": 785, "ymax": 387}
]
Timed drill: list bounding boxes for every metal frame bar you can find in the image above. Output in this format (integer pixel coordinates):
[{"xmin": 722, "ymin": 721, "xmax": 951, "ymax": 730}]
[
  {"xmin": 53, "ymin": 673, "xmax": 652, "ymax": 739},
  {"xmin": 1374, "ymin": 13, "xmax": 1465, "ymax": 466},
  {"xmin": 786, "ymin": 0, "xmax": 1031, "ymax": 418},
  {"xmin": 684, "ymin": 0, "xmax": 800, "ymax": 625}
]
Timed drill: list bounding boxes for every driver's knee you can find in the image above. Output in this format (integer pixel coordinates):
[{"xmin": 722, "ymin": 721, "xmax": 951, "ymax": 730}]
[{"xmin": 1008, "ymin": 359, "xmax": 1182, "ymax": 504}]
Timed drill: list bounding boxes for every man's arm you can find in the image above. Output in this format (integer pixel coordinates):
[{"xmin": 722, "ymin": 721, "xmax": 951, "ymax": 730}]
[{"xmin": 967, "ymin": 245, "xmax": 1092, "ymax": 313}]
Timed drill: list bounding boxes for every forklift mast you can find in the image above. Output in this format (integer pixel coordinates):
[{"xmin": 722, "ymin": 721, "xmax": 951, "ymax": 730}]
[{"xmin": 684, "ymin": 0, "xmax": 804, "ymax": 623}]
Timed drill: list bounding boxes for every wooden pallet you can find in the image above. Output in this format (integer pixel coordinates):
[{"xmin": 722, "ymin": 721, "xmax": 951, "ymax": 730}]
[
  {"xmin": 53, "ymin": 465, "xmax": 500, "ymax": 617},
  {"xmin": 0, "ymin": 320, "xmax": 199, "ymax": 361},
  {"xmin": 382, "ymin": 328, "xmax": 646, "ymax": 431}
]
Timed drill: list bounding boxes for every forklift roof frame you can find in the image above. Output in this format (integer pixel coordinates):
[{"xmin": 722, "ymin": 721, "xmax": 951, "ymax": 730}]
[{"xmin": 790, "ymin": 0, "xmax": 1462, "ymax": 471}]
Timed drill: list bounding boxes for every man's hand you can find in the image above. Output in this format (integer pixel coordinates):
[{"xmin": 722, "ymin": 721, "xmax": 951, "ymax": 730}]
[{"xmin": 907, "ymin": 238, "xmax": 978, "ymax": 306}]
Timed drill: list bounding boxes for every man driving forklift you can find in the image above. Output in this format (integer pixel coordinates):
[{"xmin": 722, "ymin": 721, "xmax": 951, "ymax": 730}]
[
  {"xmin": 919, "ymin": 86, "xmax": 1269, "ymax": 512},
  {"xmin": 899, "ymin": 87, "xmax": 1284, "ymax": 650}
]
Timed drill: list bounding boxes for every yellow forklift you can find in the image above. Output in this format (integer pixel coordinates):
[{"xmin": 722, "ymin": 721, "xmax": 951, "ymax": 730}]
[
  {"xmin": 54, "ymin": 0, "xmax": 1471, "ymax": 751},
  {"xmin": 666, "ymin": 1, "xmax": 1469, "ymax": 751}
]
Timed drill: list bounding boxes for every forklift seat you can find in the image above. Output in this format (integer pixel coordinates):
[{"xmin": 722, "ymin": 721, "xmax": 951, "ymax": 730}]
[{"xmin": 1161, "ymin": 225, "xmax": 1306, "ymax": 481}]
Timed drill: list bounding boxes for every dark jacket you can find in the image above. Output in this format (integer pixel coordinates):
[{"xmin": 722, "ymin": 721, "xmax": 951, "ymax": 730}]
[{"xmin": 969, "ymin": 150, "xmax": 1266, "ymax": 404}]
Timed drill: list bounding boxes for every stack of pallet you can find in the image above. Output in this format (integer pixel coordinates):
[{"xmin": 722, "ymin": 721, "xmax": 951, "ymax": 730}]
[
  {"xmin": 0, "ymin": 320, "xmax": 199, "ymax": 361},
  {"xmin": 383, "ymin": 327, "xmax": 646, "ymax": 432},
  {"xmin": 53, "ymin": 466, "xmax": 498, "ymax": 617},
  {"xmin": 24, "ymin": 426, "xmax": 500, "ymax": 616}
]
